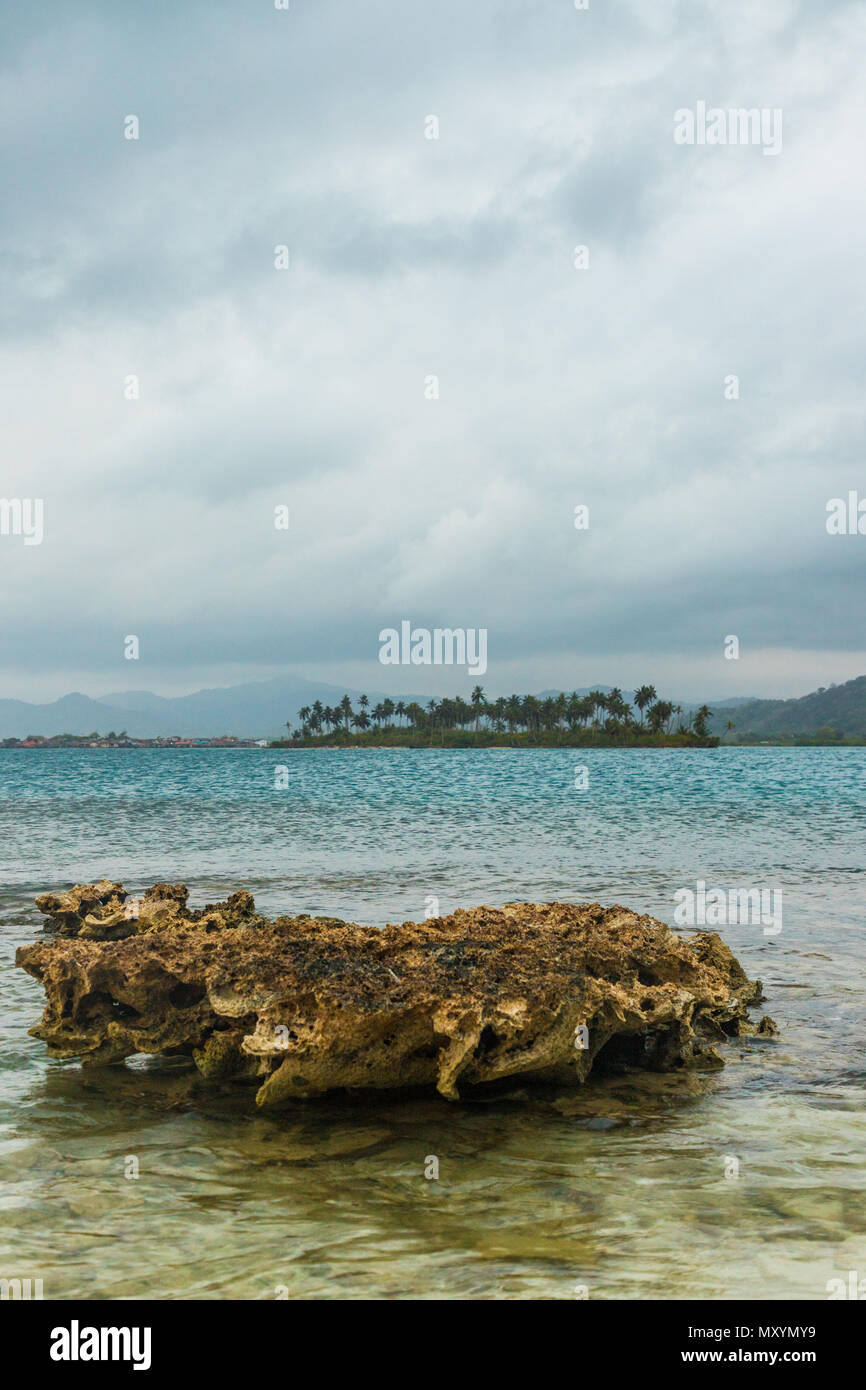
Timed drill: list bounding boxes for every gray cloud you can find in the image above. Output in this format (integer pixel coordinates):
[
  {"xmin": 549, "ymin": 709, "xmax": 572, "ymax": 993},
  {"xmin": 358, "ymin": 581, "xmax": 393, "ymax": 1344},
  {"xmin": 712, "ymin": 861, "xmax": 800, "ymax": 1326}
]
[{"xmin": 1, "ymin": 0, "xmax": 865, "ymax": 701}]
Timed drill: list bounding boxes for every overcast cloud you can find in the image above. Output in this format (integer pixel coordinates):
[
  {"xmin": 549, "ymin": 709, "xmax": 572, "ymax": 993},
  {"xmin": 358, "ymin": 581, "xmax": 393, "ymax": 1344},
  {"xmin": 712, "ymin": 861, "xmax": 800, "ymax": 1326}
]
[{"xmin": 1, "ymin": 0, "xmax": 865, "ymax": 701}]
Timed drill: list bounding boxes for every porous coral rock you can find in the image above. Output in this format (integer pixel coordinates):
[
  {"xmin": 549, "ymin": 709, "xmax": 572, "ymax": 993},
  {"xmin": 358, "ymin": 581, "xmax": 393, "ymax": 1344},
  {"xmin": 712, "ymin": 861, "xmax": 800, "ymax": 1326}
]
[{"xmin": 17, "ymin": 884, "xmax": 775, "ymax": 1106}]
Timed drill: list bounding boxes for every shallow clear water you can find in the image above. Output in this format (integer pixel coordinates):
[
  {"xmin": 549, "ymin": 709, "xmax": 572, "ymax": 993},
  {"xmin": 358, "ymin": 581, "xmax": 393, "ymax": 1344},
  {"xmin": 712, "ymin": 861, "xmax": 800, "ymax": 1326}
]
[{"xmin": 1, "ymin": 746, "xmax": 864, "ymax": 1299}]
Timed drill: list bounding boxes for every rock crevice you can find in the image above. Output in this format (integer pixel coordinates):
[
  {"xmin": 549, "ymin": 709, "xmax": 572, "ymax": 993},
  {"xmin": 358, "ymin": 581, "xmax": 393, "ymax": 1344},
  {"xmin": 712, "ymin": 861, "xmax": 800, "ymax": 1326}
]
[{"xmin": 17, "ymin": 882, "xmax": 776, "ymax": 1107}]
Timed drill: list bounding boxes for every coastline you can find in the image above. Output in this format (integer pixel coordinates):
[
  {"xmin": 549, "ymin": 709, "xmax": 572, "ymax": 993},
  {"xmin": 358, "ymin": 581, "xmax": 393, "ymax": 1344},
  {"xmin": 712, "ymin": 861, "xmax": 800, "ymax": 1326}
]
[
  {"xmin": 4, "ymin": 736, "xmax": 865, "ymax": 750},
  {"xmin": 2, "ymin": 744, "xmax": 862, "ymax": 1302}
]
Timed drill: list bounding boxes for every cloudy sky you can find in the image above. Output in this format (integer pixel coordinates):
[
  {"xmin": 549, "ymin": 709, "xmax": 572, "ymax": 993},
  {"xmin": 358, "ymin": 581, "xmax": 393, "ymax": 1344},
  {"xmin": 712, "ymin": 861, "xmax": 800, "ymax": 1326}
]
[{"xmin": 2, "ymin": 0, "xmax": 865, "ymax": 702}]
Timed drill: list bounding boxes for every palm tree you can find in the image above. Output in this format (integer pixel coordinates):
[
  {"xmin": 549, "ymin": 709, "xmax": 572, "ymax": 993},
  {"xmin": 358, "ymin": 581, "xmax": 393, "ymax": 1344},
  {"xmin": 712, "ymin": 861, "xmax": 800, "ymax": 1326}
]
[
  {"xmin": 522, "ymin": 695, "xmax": 541, "ymax": 735},
  {"xmin": 504, "ymin": 695, "xmax": 521, "ymax": 733},
  {"xmin": 541, "ymin": 697, "xmax": 558, "ymax": 731},
  {"xmin": 297, "ymin": 683, "xmax": 703, "ymax": 745},
  {"xmin": 606, "ymin": 688, "xmax": 629, "ymax": 731},
  {"xmin": 471, "ymin": 685, "xmax": 485, "ymax": 733},
  {"xmin": 588, "ymin": 690, "xmax": 607, "ymax": 727},
  {"xmin": 576, "ymin": 696, "xmax": 593, "ymax": 728},
  {"xmin": 725, "ymin": 718, "xmax": 735, "ymax": 742},
  {"xmin": 339, "ymin": 694, "xmax": 353, "ymax": 732},
  {"xmin": 633, "ymin": 684, "xmax": 657, "ymax": 727},
  {"xmin": 693, "ymin": 704, "xmax": 712, "ymax": 738},
  {"xmin": 648, "ymin": 700, "xmax": 674, "ymax": 734}
]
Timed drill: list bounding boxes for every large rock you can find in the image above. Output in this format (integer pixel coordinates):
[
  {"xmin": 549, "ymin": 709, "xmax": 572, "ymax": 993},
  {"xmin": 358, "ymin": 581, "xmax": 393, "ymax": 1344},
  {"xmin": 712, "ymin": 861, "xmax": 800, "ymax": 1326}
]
[{"xmin": 17, "ymin": 883, "xmax": 776, "ymax": 1107}]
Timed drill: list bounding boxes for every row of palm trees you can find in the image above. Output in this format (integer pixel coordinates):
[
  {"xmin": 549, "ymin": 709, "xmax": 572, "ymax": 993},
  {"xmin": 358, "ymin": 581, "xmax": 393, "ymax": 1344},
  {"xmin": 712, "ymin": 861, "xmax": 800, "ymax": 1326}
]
[{"xmin": 288, "ymin": 687, "xmax": 714, "ymax": 740}]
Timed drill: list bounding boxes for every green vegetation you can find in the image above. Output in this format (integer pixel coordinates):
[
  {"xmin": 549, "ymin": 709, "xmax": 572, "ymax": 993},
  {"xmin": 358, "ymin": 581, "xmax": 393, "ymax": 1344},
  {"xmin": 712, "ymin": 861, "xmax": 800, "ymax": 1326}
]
[
  {"xmin": 721, "ymin": 727, "xmax": 866, "ymax": 746},
  {"xmin": 708, "ymin": 675, "xmax": 866, "ymax": 741},
  {"xmin": 274, "ymin": 689, "xmax": 719, "ymax": 748}
]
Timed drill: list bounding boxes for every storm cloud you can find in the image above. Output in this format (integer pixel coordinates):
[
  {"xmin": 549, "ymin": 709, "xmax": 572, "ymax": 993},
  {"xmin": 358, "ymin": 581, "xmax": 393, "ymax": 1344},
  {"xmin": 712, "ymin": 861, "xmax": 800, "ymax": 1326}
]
[{"xmin": 1, "ymin": 0, "xmax": 865, "ymax": 700}]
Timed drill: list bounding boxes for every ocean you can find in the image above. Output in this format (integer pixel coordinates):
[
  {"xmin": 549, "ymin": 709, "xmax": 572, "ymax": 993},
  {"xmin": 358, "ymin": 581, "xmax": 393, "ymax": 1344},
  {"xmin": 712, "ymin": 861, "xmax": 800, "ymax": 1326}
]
[{"xmin": 1, "ymin": 746, "xmax": 864, "ymax": 1299}]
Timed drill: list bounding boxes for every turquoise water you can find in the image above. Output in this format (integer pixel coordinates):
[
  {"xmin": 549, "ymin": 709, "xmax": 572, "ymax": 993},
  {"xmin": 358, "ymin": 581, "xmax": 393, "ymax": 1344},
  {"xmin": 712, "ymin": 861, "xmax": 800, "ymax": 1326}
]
[{"xmin": 1, "ymin": 747, "xmax": 865, "ymax": 1299}]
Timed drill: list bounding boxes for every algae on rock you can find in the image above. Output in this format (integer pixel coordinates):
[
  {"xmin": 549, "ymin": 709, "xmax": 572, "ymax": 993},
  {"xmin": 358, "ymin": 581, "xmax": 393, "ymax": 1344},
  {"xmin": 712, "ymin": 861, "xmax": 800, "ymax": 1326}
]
[{"xmin": 17, "ymin": 882, "xmax": 776, "ymax": 1107}]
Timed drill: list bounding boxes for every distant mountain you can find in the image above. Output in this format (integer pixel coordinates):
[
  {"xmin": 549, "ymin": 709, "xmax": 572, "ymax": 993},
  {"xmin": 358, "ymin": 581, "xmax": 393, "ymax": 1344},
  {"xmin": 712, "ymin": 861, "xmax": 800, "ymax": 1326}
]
[
  {"xmin": 0, "ymin": 692, "xmax": 168, "ymax": 740},
  {"xmin": 681, "ymin": 696, "xmax": 758, "ymax": 710},
  {"xmin": 94, "ymin": 677, "xmax": 418, "ymax": 738},
  {"xmin": 0, "ymin": 678, "xmax": 418, "ymax": 739},
  {"xmin": 97, "ymin": 690, "xmax": 178, "ymax": 714},
  {"xmin": 2, "ymin": 675, "xmax": 863, "ymax": 740},
  {"xmin": 707, "ymin": 676, "xmax": 866, "ymax": 738}
]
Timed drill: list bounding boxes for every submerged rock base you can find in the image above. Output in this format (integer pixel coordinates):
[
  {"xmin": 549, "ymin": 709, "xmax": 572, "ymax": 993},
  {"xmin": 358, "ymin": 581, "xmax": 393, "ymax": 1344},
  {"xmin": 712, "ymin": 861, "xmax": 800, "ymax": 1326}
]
[{"xmin": 17, "ymin": 882, "xmax": 776, "ymax": 1107}]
